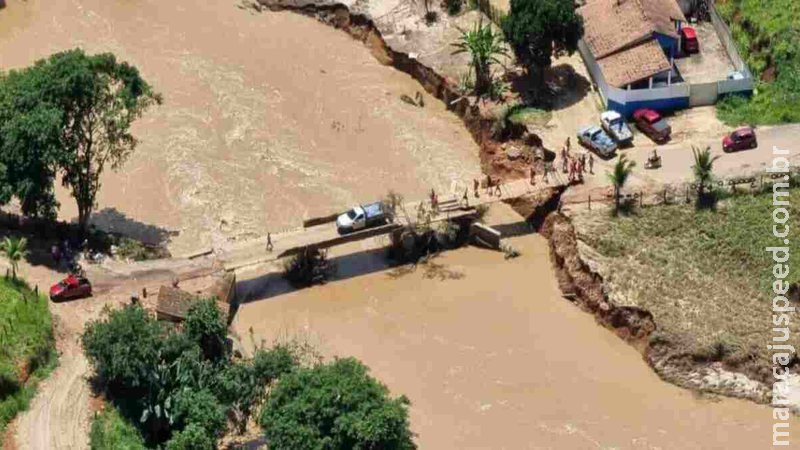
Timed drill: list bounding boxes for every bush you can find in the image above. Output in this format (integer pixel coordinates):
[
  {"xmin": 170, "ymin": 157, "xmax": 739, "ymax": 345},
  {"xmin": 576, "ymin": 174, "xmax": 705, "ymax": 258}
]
[
  {"xmin": 184, "ymin": 299, "xmax": 228, "ymax": 361},
  {"xmin": 172, "ymin": 389, "xmax": 227, "ymax": 438},
  {"xmin": 90, "ymin": 408, "xmax": 146, "ymax": 450},
  {"xmin": 82, "ymin": 304, "xmax": 163, "ymax": 392},
  {"xmin": 260, "ymin": 358, "xmax": 415, "ymax": 450},
  {"xmin": 252, "ymin": 344, "xmax": 299, "ymax": 385},
  {"xmin": 165, "ymin": 423, "xmax": 215, "ymax": 450}
]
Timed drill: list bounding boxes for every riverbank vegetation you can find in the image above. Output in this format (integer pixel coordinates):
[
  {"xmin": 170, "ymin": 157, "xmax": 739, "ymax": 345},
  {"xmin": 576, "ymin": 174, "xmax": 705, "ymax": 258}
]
[
  {"xmin": 0, "ymin": 277, "xmax": 57, "ymax": 441},
  {"xmin": 84, "ymin": 299, "xmax": 413, "ymax": 449},
  {"xmin": 0, "ymin": 49, "xmax": 160, "ymax": 231},
  {"xmin": 573, "ymin": 187, "xmax": 799, "ymax": 384},
  {"xmin": 715, "ymin": 0, "xmax": 800, "ymax": 125}
]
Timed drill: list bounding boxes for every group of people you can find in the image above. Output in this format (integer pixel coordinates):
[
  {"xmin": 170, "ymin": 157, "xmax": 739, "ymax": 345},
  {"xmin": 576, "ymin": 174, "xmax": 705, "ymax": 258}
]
[{"xmin": 527, "ymin": 137, "xmax": 595, "ymax": 186}]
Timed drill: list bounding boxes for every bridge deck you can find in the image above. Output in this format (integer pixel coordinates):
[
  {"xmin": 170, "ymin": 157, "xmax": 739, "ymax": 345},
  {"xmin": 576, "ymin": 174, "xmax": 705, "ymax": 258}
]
[{"xmin": 217, "ymin": 177, "xmax": 565, "ymax": 271}]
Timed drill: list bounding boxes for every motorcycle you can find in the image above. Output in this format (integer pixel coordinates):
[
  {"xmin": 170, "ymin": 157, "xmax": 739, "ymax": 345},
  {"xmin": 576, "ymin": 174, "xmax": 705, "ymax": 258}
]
[{"xmin": 644, "ymin": 155, "xmax": 662, "ymax": 170}]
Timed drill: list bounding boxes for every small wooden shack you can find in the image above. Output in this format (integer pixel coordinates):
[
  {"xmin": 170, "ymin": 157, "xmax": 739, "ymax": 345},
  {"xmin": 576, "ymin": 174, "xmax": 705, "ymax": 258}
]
[{"xmin": 156, "ymin": 287, "xmax": 229, "ymax": 323}]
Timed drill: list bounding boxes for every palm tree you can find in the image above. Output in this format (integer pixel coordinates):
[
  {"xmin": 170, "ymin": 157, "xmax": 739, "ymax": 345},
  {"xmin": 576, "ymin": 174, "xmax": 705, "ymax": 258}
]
[
  {"xmin": 1, "ymin": 236, "xmax": 29, "ymax": 279},
  {"xmin": 692, "ymin": 146, "xmax": 720, "ymax": 208},
  {"xmin": 606, "ymin": 154, "xmax": 636, "ymax": 215},
  {"xmin": 451, "ymin": 20, "xmax": 508, "ymax": 97}
]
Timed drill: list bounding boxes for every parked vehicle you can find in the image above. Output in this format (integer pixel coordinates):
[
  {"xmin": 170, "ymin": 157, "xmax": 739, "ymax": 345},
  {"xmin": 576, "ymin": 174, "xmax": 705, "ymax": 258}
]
[
  {"xmin": 50, "ymin": 274, "xmax": 92, "ymax": 301},
  {"xmin": 681, "ymin": 26, "xmax": 699, "ymax": 54},
  {"xmin": 600, "ymin": 110, "xmax": 633, "ymax": 144},
  {"xmin": 632, "ymin": 108, "xmax": 671, "ymax": 144},
  {"xmin": 336, "ymin": 202, "xmax": 388, "ymax": 234},
  {"xmin": 577, "ymin": 125, "xmax": 617, "ymax": 158},
  {"xmin": 722, "ymin": 126, "xmax": 757, "ymax": 152}
]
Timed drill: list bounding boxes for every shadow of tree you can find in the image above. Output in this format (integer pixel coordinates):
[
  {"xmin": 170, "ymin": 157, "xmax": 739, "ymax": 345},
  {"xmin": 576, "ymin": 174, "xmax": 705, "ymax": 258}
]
[
  {"xmin": 89, "ymin": 207, "xmax": 177, "ymax": 247},
  {"xmin": 508, "ymin": 63, "xmax": 591, "ymax": 111}
]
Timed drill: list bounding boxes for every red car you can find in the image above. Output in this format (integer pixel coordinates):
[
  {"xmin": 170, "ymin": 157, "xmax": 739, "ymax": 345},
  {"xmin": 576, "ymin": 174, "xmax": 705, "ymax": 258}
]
[
  {"xmin": 50, "ymin": 274, "xmax": 92, "ymax": 301},
  {"xmin": 723, "ymin": 126, "xmax": 757, "ymax": 152},
  {"xmin": 681, "ymin": 26, "xmax": 699, "ymax": 54},
  {"xmin": 632, "ymin": 109, "xmax": 671, "ymax": 144}
]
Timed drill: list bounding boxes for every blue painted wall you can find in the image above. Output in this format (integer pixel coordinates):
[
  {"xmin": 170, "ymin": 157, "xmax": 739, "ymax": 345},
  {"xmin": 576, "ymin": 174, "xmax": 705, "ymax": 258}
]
[{"xmin": 607, "ymin": 95, "xmax": 690, "ymax": 118}]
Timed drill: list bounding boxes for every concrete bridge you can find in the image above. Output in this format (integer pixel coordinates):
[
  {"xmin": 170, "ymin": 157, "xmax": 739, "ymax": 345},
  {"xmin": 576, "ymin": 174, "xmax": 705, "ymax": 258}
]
[{"xmin": 215, "ymin": 176, "xmax": 568, "ymax": 272}]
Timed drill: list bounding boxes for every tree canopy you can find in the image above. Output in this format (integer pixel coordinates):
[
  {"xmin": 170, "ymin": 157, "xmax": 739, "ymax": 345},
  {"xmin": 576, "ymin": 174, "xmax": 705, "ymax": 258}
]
[
  {"xmin": 259, "ymin": 358, "xmax": 415, "ymax": 450},
  {"xmin": 0, "ymin": 49, "xmax": 160, "ymax": 229},
  {"xmin": 83, "ymin": 300, "xmax": 302, "ymax": 447},
  {"xmin": 501, "ymin": 0, "xmax": 583, "ymax": 84}
]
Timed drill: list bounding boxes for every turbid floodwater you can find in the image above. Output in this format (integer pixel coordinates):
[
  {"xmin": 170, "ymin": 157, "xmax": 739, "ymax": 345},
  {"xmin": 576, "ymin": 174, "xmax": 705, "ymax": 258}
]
[
  {"xmin": 0, "ymin": 0, "xmax": 481, "ymax": 254},
  {"xmin": 1, "ymin": 0, "xmax": 792, "ymax": 448},
  {"xmin": 234, "ymin": 204, "xmax": 790, "ymax": 449}
]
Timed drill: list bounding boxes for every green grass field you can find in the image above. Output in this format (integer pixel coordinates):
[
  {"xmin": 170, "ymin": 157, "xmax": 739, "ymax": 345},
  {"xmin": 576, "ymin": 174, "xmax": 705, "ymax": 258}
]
[
  {"xmin": 90, "ymin": 407, "xmax": 146, "ymax": 450},
  {"xmin": 0, "ymin": 277, "xmax": 57, "ymax": 440},
  {"xmin": 716, "ymin": 0, "xmax": 800, "ymax": 125},
  {"xmin": 574, "ymin": 188, "xmax": 799, "ymax": 382}
]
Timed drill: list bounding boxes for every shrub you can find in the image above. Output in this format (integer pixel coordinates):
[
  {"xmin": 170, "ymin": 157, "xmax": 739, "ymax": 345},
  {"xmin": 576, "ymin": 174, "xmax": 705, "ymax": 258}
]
[
  {"xmin": 184, "ymin": 299, "xmax": 228, "ymax": 361},
  {"xmin": 165, "ymin": 423, "xmax": 215, "ymax": 450},
  {"xmin": 82, "ymin": 304, "xmax": 163, "ymax": 393},
  {"xmin": 260, "ymin": 358, "xmax": 415, "ymax": 450},
  {"xmin": 172, "ymin": 389, "xmax": 228, "ymax": 438},
  {"xmin": 252, "ymin": 344, "xmax": 299, "ymax": 385}
]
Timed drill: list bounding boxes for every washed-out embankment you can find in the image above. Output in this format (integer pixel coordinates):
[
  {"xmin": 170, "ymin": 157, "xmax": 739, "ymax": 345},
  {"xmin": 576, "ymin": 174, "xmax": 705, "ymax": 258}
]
[{"xmin": 254, "ymin": 0, "xmax": 774, "ymax": 407}]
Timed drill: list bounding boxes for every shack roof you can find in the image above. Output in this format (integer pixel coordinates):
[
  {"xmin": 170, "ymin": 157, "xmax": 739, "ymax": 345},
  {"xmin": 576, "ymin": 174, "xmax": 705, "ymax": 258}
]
[
  {"xmin": 579, "ymin": 0, "xmax": 687, "ymax": 59},
  {"xmin": 597, "ymin": 40, "xmax": 672, "ymax": 87},
  {"xmin": 156, "ymin": 286, "xmax": 229, "ymax": 323}
]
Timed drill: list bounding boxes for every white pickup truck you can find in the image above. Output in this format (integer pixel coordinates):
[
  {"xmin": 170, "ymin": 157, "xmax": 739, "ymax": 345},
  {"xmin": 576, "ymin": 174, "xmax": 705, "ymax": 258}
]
[
  {"xmin": 336, "ymin": 202, "xmax": 388, "ymax": 234},
  {"xmin": 600, "ymin": 110, "xmax": 633, "ymax": 145}
]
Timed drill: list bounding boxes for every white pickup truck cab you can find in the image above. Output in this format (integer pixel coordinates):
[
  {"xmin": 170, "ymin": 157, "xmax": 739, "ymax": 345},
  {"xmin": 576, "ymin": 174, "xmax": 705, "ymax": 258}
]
[{"xmin": 336, "ymin": 202, "xmax": 387, "ymax": 234}]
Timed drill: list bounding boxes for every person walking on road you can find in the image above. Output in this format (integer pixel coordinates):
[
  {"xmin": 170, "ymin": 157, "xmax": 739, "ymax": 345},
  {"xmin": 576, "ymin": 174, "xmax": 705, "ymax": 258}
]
[
  {"xmin": 588, "ymin": 153, "xmax": 595, "ymax": 174},
  {"xmin": 266, "ymin": 232, "xmax": 273, "ymax": 252}
]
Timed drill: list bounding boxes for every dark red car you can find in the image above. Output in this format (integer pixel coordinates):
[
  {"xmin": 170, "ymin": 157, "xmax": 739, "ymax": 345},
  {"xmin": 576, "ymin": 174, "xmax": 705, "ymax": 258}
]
[
  {"xmin": 723, "ymin": 126, "xmax": 757, "ymax": 152},
  {"xmin": 633, "ymin": 109, "xmax": 671, "ymax": 144},
  {"xmin": 681, "ymin": 26, "xmax": 699, "ymax": 54},
  {"xmin": 50, "ymin": 274, "xmax": 92, "ymax": 301}
]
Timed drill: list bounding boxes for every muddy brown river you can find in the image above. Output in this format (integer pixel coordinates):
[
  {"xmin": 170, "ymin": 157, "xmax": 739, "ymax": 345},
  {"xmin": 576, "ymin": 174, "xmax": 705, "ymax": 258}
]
[
  {"xmin": 0, "ymin": 0, "xmax": 791, "ymax": 448},
  {"xmin": 233, "ymin": 205, "xmax": 785, "ymax": 449},
  {"xmin": 0, "ymin": 0, "xmax": 480, "ymax": 254}
]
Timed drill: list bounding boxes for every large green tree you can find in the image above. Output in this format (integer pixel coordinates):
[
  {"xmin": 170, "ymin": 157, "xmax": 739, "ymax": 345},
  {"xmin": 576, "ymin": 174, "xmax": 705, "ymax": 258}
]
[
  {"xmin": 0, "ymin": 49, "xmax": 160, "ymax": 231},
  {"xmin": 501, "ymin": 0, "xmax": 583, "ymax": 87},
  {"xmin": 259, "ymin": 358, "xmax": 415, "ymax": 450}
]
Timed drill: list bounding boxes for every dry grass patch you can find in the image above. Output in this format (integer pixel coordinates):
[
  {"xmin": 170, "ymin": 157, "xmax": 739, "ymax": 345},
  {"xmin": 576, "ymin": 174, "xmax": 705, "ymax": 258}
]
[{"xmin": 572, "ymin": 190, "xmax": 800, "ymax": 383}]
